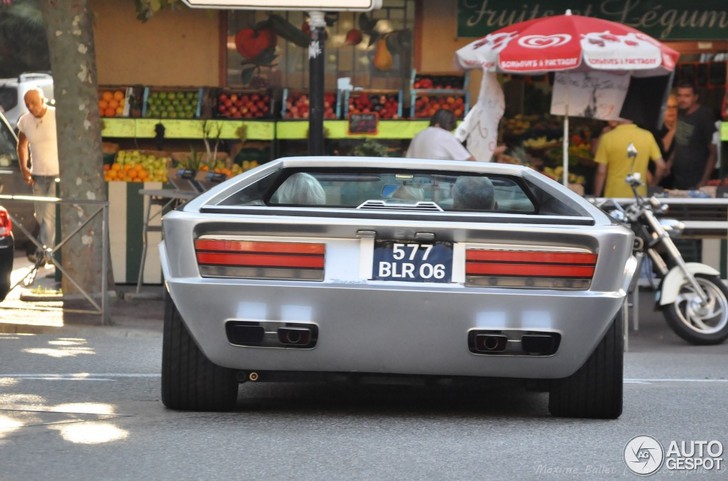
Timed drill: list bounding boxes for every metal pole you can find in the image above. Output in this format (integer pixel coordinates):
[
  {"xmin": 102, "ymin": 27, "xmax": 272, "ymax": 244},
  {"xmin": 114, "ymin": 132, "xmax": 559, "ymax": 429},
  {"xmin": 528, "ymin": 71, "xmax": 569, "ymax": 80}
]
[
  {"xmin": 102, "ymin": 201, "xmax": 110, "ymax": 325},
  {"xmin": 308, "ymin": 11, "xmax": 326, "ymax": 155}
]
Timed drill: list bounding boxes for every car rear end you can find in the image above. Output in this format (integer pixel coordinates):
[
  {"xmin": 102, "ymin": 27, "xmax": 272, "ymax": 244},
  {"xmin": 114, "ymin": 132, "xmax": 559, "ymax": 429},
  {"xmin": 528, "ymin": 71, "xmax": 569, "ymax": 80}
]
[
  {"xmin": 0, "ymin": 206, "xmax": 14, "ymax": 300},
  {"xmin": 160, "ymin": 157, "xmax": 636, "ymax": 417}
]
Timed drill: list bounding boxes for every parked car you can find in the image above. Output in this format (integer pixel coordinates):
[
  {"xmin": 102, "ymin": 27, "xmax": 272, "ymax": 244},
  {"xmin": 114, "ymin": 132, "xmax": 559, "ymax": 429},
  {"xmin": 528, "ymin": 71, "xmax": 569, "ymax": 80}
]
[
  {"xmin": 0, "ymin": 110, "xmax": 37, "ymax": 245},
  {"xmin": 0, "ymin": 206, "xmax": 13, "ymax": 300},
  {"xmin": 0, "ymin": 72, "xmax": 54, "ymax": 129},
  {"xmin": 159, "ymin": 157, "xmax": 637, "ymax": 418}
]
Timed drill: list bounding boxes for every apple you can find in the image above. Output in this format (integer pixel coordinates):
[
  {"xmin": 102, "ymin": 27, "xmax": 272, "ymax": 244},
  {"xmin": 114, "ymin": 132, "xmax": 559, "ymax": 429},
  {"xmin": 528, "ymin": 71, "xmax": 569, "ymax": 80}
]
[
  {"xmin": 284, "ymin": 91, "xmax": 337, "ymax": 119},
  {"xmin": 215, "ymin": 90, "xmax": 271, "ymax": 118}
]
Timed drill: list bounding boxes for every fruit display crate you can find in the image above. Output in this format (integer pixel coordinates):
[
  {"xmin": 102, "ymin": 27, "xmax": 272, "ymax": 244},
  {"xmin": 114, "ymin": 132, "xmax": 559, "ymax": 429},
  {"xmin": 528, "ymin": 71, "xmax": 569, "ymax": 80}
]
[
  {"xmin": 209, "ymin": 88, "xmax": 274, "ymax": 119},
  {"xmin": 98, "ymin": 85, "xmax": 143, "ymax": 118},
  {"xmin": 344, "ymin": 89, "xmax": 402, "ymax": 120},
  {"xmin": 103, "ymin": 149, "xmax": 172, "ymax": 183},
  {"xmin": 281, "ymin": 89, "xmax": 341, "ymax": 120},
  {"xmin": 141, "ymin": 87, "xmax": 204, "ymax": 119},
  {"xmin": 409, "ymin": 70, "xmax": 470, "ymax": 119}
]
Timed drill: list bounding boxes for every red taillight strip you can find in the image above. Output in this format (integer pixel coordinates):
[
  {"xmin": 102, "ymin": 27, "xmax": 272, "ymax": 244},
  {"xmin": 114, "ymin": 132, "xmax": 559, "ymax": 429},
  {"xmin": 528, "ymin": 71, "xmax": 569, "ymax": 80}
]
[
  {"xmin": 467, "ymin": 250, "xmax": 596, "ymax": 265},
  {"xmin": 466, "ymin": 249, "xmax": 596, "ymax": 279},
  {"xmin": 195, "ymin": 239, "xmax": 325, "ymax": 272},
  {"xmin": 195, "ymin": 239, "xmax": 325, "ymax": 255},
  {"xmin": 196, "ymin": 252, "xmax": 324, "ymax": 269}
]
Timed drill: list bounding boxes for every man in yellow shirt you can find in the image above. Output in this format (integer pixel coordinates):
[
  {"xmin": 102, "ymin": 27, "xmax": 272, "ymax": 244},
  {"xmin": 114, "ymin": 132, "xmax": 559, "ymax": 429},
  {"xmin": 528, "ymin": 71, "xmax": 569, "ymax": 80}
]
[{"xmin": 593, "ymin": 119, "xmax": 665, "ymax": 197}]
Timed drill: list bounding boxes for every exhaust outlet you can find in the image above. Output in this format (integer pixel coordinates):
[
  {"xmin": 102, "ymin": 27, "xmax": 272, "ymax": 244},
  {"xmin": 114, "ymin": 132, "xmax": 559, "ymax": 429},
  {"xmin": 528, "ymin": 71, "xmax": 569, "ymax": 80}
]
[
  {"xmin": 468, "ymin": 330, "xmax": 560, "ymax": 356},
  {"xmin": 226, "ymin": 321, "xmax": 318, "ymax": 348},
  {"xmin": 278, "ymin": 327, "xmax": 315, "ymax": 347},
  {"xmin": 469, "ymin": 332, "xmax": 508, "ymax": 354},
  {"xmin": 521, "ymin": 333, "xmax": 560, "ymax": 355}
]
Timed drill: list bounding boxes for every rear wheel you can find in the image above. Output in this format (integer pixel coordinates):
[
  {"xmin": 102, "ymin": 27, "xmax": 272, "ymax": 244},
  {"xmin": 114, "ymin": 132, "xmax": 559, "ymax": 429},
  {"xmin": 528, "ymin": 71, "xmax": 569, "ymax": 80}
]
[
  {"xmin": 663, "ymin": 274, "xmax": 728, "ymax": 345},
  {"xmin": 161, "ymin": 291, "xmax": 239, "ymax": 411},
  {"xmin": 549, "ymin": 310, "xmax": 623, "ymax": 419}
]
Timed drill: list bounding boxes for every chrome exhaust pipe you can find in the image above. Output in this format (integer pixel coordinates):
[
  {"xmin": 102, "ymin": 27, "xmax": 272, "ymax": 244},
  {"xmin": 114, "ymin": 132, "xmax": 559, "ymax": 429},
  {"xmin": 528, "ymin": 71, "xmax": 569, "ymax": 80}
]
[
  {"xmin": 277, "ymin": 327, "xmax": 314, "ymax": 347},
  {"xmin": 472, "ymin": 333, "xmax": 508, "ymax": 353}
]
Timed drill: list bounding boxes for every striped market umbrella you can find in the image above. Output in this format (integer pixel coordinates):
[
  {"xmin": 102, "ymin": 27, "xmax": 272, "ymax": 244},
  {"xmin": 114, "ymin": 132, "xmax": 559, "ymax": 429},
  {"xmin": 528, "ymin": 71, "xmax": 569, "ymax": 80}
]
[{"xmin": 455, "ymin": 9, "xmax": 679, "ymax": 185}]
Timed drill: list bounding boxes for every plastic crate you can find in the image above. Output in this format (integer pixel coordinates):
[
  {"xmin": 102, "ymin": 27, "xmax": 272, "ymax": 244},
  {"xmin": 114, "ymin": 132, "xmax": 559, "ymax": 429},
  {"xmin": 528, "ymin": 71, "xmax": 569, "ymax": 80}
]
[
  {"xmin": 142, "ymin": 87, "xmax": 204, "ymax": 119},
  {"xmin": 98, "ymin": 86, "xmax": 143, "ymax": 118},
  {"xmin": 409, "ymin": 70, "xmax": 470, "ymax": 119},
  {"xmin": 209, "ymin": 88, "xmax": 274, "ymax": 119},
  {"xmin": 344, "ymin": 89, "xmax": 402, "ymax": 120},
  {"xmin": 281, "ymin": 89, "xmax": 341, "ymax": 120}
]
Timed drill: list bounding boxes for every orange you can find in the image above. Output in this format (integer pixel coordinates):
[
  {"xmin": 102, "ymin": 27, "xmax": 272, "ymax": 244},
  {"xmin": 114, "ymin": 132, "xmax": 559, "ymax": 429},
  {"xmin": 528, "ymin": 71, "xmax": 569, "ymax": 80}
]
[
  {"xmin": 108, "ymin": 99, "xmax": 119, "ymax": 110},
  {"xmin": 98, "ymin": 99, "xmax": 108, "ymax": 110},
  {"xmin": 101, "ymin": 91, "xmax": 113, "ymax": 102},
  {"xmin": 115, "ymin": 106, "xmax": 124, "ymax": 116},
  {"xmin": 104, "ymin": 107, "xmax": 116, "ymax": 117},
  {"xmin": 113, "ymin": 90, "xmax": 125, "ymax": 101}
]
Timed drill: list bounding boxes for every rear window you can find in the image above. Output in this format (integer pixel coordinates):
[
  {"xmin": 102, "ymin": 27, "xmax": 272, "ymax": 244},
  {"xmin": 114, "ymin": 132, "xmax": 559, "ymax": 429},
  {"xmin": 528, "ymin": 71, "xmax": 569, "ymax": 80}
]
[
  {"xmin": 223, "ymin": 169, "xmax": 537, "ymax": 213},
  {"xmin": 0, "ymin": 86, "xmax": 17, "ymax": 113}
]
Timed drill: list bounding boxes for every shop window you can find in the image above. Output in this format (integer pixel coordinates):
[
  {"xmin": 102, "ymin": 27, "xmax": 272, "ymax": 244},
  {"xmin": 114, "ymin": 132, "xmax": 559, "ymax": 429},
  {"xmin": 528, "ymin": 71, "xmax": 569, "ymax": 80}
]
[{"xmin": 225, "ymin": 1, "xmax": 415, "ymax": 92}]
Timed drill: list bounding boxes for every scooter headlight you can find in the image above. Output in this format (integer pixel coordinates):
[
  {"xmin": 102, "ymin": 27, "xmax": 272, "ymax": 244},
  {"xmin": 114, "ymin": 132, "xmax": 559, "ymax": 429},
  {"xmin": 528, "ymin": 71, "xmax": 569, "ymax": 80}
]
[{"xmin": 606, "ymin": 209, "xmax": 626, "ymax": 223}]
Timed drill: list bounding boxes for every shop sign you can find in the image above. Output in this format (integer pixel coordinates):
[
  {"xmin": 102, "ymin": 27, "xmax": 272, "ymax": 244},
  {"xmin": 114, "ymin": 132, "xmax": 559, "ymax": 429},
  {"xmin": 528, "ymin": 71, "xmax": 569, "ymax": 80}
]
[
  {"xmin": 457, "ymin": 0, "xmax": 728, "ymax": 40},
  {"xmin": 348, "ymin": 112, "xmax": 379, "ymax": 135},
  {"xmin": 183, "ymin": 0, "xmax": 382, "ymax": 10}
]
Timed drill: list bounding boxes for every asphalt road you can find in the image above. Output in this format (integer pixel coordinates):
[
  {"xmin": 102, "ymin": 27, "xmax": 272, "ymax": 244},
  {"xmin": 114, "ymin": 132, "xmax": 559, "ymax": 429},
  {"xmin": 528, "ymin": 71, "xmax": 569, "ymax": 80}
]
[{"xmin": 0, "ymin": 290, "xmax": 726, "ymax": 481}]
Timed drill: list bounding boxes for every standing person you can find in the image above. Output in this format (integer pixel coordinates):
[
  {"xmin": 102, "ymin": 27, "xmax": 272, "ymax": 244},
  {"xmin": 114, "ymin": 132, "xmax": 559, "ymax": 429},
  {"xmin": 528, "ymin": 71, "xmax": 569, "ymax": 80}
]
[
  {"xmin": 406, "ymin": 109, "xmax": 475, "ymax": 161},
  {"xmin": 667, "ymin": 82, "xmax": 717, "ymax": 189},
  {"xmin": 16, "ymin": 87, "xmax": 59, "ymax": 263},
  {"xmin": 593, "ymin": 119, "xmax": 665, "ymax": 198},
  {"xmin": 658, "ymin": 93, "xmax": 679, "ymax": 159}
]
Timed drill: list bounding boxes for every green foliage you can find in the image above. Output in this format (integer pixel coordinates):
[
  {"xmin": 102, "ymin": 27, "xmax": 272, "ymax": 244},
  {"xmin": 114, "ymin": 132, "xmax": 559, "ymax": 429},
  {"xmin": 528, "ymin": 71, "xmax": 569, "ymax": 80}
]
[{"xmin": 350, "ymin": 138, "xmax": 389, "ymax": 157}]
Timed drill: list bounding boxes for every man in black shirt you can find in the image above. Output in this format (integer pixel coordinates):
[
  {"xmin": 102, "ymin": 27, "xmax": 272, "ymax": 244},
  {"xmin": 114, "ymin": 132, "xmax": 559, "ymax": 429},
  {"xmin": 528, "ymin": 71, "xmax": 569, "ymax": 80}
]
[{"xmin": 668, "ymin": 81, "xmax": 717, "ymax": 189}]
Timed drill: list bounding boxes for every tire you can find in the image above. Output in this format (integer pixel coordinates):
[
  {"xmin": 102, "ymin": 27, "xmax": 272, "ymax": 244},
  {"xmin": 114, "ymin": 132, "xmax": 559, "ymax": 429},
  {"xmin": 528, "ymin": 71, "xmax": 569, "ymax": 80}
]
[
  {"xmin": 663, "ymin": 274, "xmax": 728, "ymax": 345},
  {"xmin": 161, "ymin": 291, "xmax": 239, "ymax": 411},
  {"xmin": 549, "ymin": 310, "xmax": 623, "ymax": 419}
]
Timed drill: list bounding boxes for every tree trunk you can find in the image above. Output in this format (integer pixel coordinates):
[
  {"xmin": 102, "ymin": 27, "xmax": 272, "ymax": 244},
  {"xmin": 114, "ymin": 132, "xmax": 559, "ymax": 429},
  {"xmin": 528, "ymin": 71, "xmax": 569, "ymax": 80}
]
[{"xmin": 40, "ymin": 0, "xmax": 108, "ymax": 318}]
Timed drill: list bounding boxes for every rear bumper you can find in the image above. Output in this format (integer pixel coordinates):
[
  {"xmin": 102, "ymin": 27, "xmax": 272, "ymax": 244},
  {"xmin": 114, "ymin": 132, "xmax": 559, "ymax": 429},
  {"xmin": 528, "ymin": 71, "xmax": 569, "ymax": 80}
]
[{"xmin": 165, "ymin": 276, "xmax": 624, "ymax": 380}]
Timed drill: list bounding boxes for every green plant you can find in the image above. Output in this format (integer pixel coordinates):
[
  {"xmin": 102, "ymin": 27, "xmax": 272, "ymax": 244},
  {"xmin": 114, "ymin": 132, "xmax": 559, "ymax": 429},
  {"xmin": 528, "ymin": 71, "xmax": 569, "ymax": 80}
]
[
  {"xmin": 350, "ymin": 138, "xmax": 388, "ymax": 157},
  {"xmin": 179, "ymin": 147, "xmax": 208, "ymax": 171}
]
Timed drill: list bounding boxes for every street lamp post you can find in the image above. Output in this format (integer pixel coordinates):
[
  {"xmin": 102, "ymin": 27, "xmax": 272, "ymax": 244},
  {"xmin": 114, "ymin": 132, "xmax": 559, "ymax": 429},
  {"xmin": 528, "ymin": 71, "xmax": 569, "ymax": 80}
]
[{"xmin": 307, "ymin": 11, "xmax": 326, "ymax": 155}]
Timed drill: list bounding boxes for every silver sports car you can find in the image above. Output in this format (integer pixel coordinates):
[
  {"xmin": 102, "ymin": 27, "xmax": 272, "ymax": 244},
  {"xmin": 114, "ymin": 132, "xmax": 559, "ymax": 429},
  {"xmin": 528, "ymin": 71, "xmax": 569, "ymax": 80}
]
[{"xmin": 159, "ymin": 156, "xmax": 637, "ymax": 418}]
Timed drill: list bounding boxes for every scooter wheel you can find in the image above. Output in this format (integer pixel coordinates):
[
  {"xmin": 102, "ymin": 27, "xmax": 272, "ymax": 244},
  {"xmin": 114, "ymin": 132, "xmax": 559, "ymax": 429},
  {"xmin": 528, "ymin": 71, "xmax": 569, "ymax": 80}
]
[{"xmin": 663, "ymin": 274, "xmax": 728, "ymax": 345}]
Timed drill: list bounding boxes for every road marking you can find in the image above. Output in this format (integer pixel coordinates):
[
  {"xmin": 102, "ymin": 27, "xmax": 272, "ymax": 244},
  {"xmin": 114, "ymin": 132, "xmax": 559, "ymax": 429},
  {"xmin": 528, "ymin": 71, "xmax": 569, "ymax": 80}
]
[
  {"xmin": 0, "ymin": 373, "xmax": 161, "ymax": 381},
  {"xmin": 625, "ymin": 378, "xmax": 728, "ymax": 384}
]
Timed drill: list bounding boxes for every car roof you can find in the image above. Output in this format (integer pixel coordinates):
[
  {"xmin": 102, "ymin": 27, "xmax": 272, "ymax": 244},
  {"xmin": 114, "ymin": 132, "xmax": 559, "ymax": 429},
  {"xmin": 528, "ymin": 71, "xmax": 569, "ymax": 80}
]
[{"xmin": 271, "ymin": 156, "xmax": 533, "ymax": 176}]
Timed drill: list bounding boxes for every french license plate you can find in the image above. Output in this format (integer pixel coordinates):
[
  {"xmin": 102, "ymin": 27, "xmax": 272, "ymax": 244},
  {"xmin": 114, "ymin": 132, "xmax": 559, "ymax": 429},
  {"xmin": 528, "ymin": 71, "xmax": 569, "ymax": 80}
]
[{"xmin": 372, "ymin": 241, "xmax": 453, "ymax": 283}]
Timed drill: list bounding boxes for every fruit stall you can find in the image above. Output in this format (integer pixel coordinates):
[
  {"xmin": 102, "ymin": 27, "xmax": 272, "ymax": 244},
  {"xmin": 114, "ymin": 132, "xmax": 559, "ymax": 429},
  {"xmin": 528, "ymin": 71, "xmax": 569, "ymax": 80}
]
[{"xmin": 97, "ymin": 73, "xmax": 606, "ymax": 283}]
